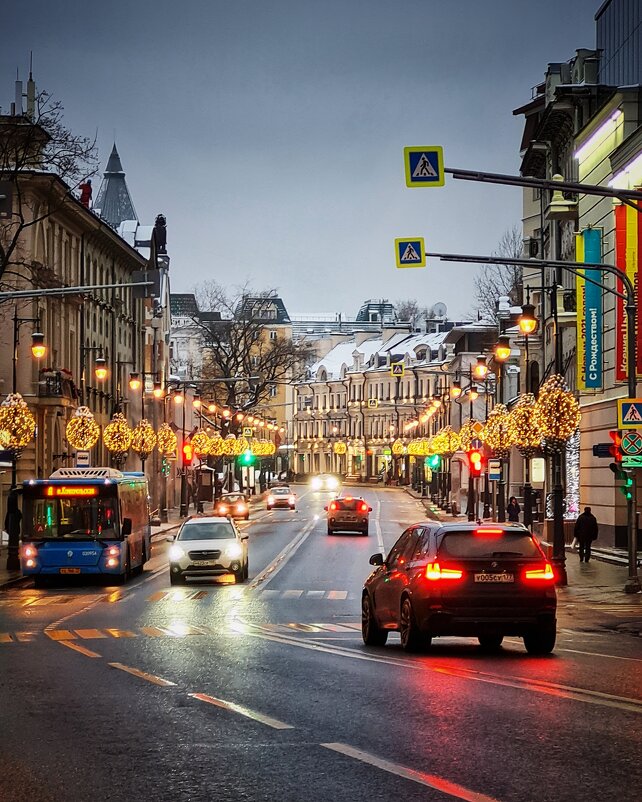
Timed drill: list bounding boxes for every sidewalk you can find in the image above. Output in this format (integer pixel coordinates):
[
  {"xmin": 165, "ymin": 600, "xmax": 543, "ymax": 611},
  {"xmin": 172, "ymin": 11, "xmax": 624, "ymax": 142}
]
[{"xmin": 0, "ymin": 490, "xmax": 268, "ymax": 590}]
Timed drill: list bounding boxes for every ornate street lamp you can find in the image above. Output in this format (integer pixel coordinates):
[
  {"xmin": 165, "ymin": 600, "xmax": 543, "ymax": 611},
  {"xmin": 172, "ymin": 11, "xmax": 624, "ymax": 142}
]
[{"xmin": 94, "ymin": 357, "xmax": 108, "ymax": 382}]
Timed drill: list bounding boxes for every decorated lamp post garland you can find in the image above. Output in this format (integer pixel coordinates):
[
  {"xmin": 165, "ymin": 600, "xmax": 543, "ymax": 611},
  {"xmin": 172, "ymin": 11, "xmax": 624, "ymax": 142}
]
[
  {"xmin": 103, "ymin": 413, "xmax": 132, "ymax": 468},
  {"xmin": 191, "ymin": 430, "xmax": 212, "ymax": 461},
  {"xmin": 507, "ymin": 393, "xmax": 541, "ymax": 529},
  {"xmin": 66, "ymin": 406, "xmax": 100, "ymax": 451},
  {"xmin": 0, "ymin": 393, "xmax": 36, "ymax": 486},
  {"xmin": 533, "ymin": 374, "xmax": 581, "ymax": 453},
  {"xmin": 157, "ymin": 422, "xmax": 177, "ymax": 457},
  {"xmin": 131, "ymin": 419, "xmax": 157, "ymax": 469},
  {"xmin": 482, "ymin": 404, "xmax": 513, "ymax": 459}
]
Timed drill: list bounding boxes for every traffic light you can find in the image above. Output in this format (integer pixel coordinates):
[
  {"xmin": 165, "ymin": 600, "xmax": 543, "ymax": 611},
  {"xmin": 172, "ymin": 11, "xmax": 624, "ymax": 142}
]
[
  {"xmin": 467, "ymin": 448, "xmax": 484, "ymax": 478},
  {"xmin": 608, "ymin": 430, "xmax": 623, "ymax": 462},
  {"xmin": 238, "ymin": 449, "xmax": 256, "ymax": 466},
  {"xmin": 426, "ymin": 454, "xmax": 441, "ymax": 470},
  {"xmin": 161, "ymin": 456, "xmax": 170, "ymax": 477},
  {"xmin": 182, "ymin": 441, "xmax": 194, "ymax": 467},
  {"xmin": 609, "ymin": 462, "xmax": 634, "ymax": 500}
]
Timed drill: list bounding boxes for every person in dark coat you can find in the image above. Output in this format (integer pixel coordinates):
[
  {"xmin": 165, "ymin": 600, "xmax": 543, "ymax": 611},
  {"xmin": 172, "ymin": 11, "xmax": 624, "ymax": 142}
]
[
  {"xmin": 4, "ymin": 489, "xmax": 22, "ymax": 571},
  {"xmin": 574, "ymin": 506, "xmax": 599, "ymax": 562},
  {"xmin": 507, "ymin": 496, "xmax": 521, "ymax": 522}
]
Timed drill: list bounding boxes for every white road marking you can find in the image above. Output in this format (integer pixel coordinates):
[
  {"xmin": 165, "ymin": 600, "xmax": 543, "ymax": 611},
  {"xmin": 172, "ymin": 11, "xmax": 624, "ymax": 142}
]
[
  {"xmin": 108, "ymin": 662, "xmax": 177, "ymax": 687},
  {"xmin": 189, "ymin": 692, "xmax": 294, "ymax": 729},
  {"xmin": 374, "ymin": 497, "xmax": 385, "ymax": 555},
  {"xmin": 58, "ymin": 641, "xmax": 101, "ymax": 658},
  {"xmin": 249, "ymin": 518, "xmax": 317, "ymax": 592},
  {"xmin": 322, "ymin": 743, "xmax": 501, "ymax": 802}
]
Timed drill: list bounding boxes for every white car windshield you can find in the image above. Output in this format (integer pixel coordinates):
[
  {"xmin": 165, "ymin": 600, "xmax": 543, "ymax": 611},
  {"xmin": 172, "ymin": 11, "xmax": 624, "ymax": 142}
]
[{"xmin": 178, "ymin": 523, "xmax": 236, "ymax": 541}]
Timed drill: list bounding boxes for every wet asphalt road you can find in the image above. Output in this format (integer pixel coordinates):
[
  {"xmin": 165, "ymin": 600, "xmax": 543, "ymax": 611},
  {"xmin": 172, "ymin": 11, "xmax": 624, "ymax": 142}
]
[{"xmin": 0, "ymin": 486, "xmax": 641, "ymax": 802}]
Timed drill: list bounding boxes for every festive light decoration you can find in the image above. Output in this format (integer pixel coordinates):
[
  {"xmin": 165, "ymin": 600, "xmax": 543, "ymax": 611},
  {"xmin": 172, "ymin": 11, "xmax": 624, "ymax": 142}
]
[
  {"xmin": 391, "ymin": 438, "xmax": 405, "ymax": 456},
  {"xmin": 103, "ymin": 413, "xmax": 132, "ymax": 456},
  {"xmin": 533, "ymin": 374, "xmax": 581, "ymax": 453},
  {"xmin": 131, "ymin": 419, "xmax": 157, "ymax": 460},
  {"xmin": 507, "ymin": 394, "xmax": 541, "ymax": 458},
  {"xmin": 333, "ymin": 441, "xmax": 347, "ymax": 455},
  {"xmin": 458, "ymin": 418, "xmax": 482, "ymax": 452},
  {"xmin": 0, "ymin": 393, "xmax": 36, "ymax": 450},
  {"xmin": 482, "ymin": 404, "xmax": 513, "ymax": 458},
  {"xmin": 407, "ymin": 437, "xmax": 432, "ymax": 456},
  {"xmin": 157, "ymin": 423, "xmax": 177, "ymax": 456},
  {"xmin": 65, "ymin": 406, "xmax": 100, "ymax": 450},
  {"xmin": 565, "ymin": 429, "xmax": 581, "ymax": 519},
  {"xmin": 0, "ymin": 429, "xmax": 10, "ymax": 448},
  {"xmin": 191, "ymin": 429, "xmax": 212, "ymax": 458},
  {"xmin": 208, "ymin": 433, "xmax": 224, "ymax": 456},
  {"xmin": 432, "ymin": 426, "xmax": 461, "ymax": 456}
]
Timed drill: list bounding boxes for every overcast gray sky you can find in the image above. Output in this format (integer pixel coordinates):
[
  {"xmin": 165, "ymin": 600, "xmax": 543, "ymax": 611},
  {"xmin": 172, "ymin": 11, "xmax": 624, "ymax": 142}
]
[{"xmin": 5, "ymin": 0, "xmax": 597, "ymax": 320}]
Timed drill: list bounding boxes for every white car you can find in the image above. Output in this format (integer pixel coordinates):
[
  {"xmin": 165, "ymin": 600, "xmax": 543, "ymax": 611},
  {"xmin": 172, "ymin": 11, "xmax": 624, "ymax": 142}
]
[
  {"xmin": 310, "ymin": 474, "xmax": 340, "ymax": 492},
  {"xmin": 168, "ymin": 516, "xmax": 248, "ymax": 585}
]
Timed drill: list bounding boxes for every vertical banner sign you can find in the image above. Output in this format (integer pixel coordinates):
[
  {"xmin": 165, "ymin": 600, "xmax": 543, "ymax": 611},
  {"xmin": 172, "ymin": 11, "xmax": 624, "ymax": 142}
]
[
  {"xmin": 576, "ymin": 233, "xmax": 586, "ymax": 389},
  {"xmin": 638, "ymin": 200, "xmax": 642, "ymax": 375},
  {"xmin": 615, "ymin": 203, "xmax": 628, "ymax": 382},
  {"xmin": 582, "ymin": 228, "xmax": 603, "ymax": 389}
]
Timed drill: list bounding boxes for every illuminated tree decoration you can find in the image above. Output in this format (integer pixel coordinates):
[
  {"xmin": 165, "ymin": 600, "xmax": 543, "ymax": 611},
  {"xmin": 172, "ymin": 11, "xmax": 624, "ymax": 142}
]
[
  {"xmin": 191, "ymin": 429, "xmax": 212, "ymax": 458},
  {"xmin": 103, "ymin": 413, "xmax": 132, "ymax": 456},
  {"xmin": 482, "ymin": 404, "xmax": 513, "ymax": 459},
  {"xmin": 236, "ymin": 436, "xmax": 250, "ymax": 455},
  {"xmin": 131, "ymin": 419, "xmax": 157, "ymax": 460},
  {"xmin": 458, "ymin": 418, "xmax": 482, "ymax": 452},
  {"xmin": 0, "ymin": 429, "xmax": 10, "ymax": 448},
  {"xmin": 65, "ymin": 406, "xmax": 100, "ymax": 450},
  {"xmin": 507, "ymin": 394, "xmax": 541, "ymax": 458},
  {"xmin": 0, "ymin": 393, "xmax": 36, "ymax": 450},
  {"xmin": 333, "ymin": 441, "xmax": 347, "ymax": 455},
  {"xmin": 208, "ymin": 433, "xmax": 224, "ymax": 456},
  {"xmin": 433, "ymin": 426, "xmax": 460, "ymax": 457},
  {"xmin": 157, "ymin": 423, "xmax": 178, "ymax": 457},
  {"xmin": 533, "ymin": 374, "xmax": 581, "ymax": 454},
  {"xmin": 391, "ymin": 438, "xmax": 405, "ymax": 456}
]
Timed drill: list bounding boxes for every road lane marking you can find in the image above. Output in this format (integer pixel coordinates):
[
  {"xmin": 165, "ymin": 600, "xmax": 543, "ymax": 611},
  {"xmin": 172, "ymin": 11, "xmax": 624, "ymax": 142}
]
[
  {"xmin": 249, "ymin": 518, "xmax": 317, "ymax": 592},
  {"xmin": 189, "ymin": 692, "xmax": 294, "ymax": 730},
  {"xmin": 555, "ymin": 647, "xmax": 642, "ymax": 662},
  {"xmin": 105, "ymin": 628, "xmax": 138, "ymax": 638},
  {"xmin": 326, "ymin": 590, "xmax": 348, "ymax": 600},
  {"xmin": 108, "ymin": 662, "xmax": 177, "ymax": 687},
  {"xmin": 74, "ymin": 628, "xmax": 107, "ymax": 639},
  {"xmin": 140, "ymin": 626, "xmax": 169, "ymax": 637},
  {"xmin": 59, "ymin": 641, "xmax": 101, "ymax": 658},
  {"xmin": 282, "ymin": 590, "xmax": 304, "ymax": 598},
  {"xmin": 374, "ymin": 498, "xmax": 385, "ymax": 555},
  {"xmin": 14, "ymin": 631, "xmax": 36, "ymax": 642},
  {"xmin": 322, "ymin": 743, "xmax": 501, "ymax": 802},
  {"xmin": 46, "ymin": 629, "xmax": 76, "ymax": 641},
  {"xmin": 0, "ymin": 633, "xmax": 14, "ymax": 643}
]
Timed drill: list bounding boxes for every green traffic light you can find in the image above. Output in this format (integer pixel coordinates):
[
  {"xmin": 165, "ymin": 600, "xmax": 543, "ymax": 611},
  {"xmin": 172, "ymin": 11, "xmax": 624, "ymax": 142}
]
[
  {"xmin": 239, "ymin": 449, "xmax": 256, "ymax": 466},
  {"xmin": 426, "ymin": 454, "xmax": 441, "ymax": 469}
]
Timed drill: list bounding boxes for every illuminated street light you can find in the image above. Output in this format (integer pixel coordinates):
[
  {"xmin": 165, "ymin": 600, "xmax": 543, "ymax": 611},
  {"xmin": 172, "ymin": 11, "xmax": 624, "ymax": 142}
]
[
  {"xmin": 494, "ymin": 336, "xmax": 512, "ymax": 362},
  {"xmin": 450, "ymin": 381, "xmax": 462, "ymax": 399},
  {"xmin": 30, "ymin": 332, "xmax": 46, "ymax": 360},
  {"xmin": 94, "ymin": 357, "xmax": 108, "ymax": 381},
  {"xmin": 153, "ymin": 381, "xmax": 164, "ymax": 399},
  {"xmin": 518, "ymin": 302, "xmax": 538, "ymax": 335},
  {"xmin": 129, "ymin": 372, "xmax": 141, "ymax": 391},
  {"xmin": 473, "ymin": 355, "xmax": 488, "ymax": 379}
]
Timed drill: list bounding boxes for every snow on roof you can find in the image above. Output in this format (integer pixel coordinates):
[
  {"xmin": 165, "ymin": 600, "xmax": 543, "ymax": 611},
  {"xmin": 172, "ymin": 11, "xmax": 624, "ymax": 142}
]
[{"xmin": 309, "ymin": 340, "xmax": 361, "ymax": 379}]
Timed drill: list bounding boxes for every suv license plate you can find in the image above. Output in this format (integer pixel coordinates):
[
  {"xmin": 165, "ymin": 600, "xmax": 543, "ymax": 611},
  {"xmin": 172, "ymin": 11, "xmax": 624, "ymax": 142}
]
[
  {"xmin": 60, "ymin": 568, "xmax": 81, "ymax": 574},
  {"xmin": 194, "ymin": 560, "xmax": 217, "ymax": 566},
  {"xmin": 474, "ymin": 573, "xmax": 514, "ymax": 583}
]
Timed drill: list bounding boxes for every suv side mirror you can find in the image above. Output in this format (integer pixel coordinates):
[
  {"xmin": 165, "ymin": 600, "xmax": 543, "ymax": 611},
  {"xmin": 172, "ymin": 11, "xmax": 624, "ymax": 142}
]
[
  {"xmin": 369, "ymin": 553, "xmax": 384, "ymax": 566},
  {"xmin": 368, "ymin": 506, "xmax": 373, "ymax": 512},
  {"xmin": 323, "ymin": 505, "xmax": 328, "ymax": 511},
  {"xmin": 121, "ymin": 517, "xmax": 132, "ymax": 537}
]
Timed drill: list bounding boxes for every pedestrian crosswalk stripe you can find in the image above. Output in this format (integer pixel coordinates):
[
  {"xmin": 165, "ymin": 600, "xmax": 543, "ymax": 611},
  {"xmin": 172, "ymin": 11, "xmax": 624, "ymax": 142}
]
[
  {"xmin": 105, "ymin": 628, "xmax": 137, "ymax": 638},
  {"xmin": 0, "ymin": 633, "xmax": 13, "ymax": 643},
  {"xmin": 46, "ymin": 629, "xmax": 76, "ymax": 641},
  {"xmin": 140, "ymin": 626, "xmax": 168, "ymax": 637},
  {"xmin": 75, "ymin": 628, "xmax": 107, "ymax": 640},
  {"xmin": 326, "ymin": 591, "xmax": 348, "ymax": 600},
  {"xmin": 281, "ymin": 590, "xmax": 304, "ymax": 598}
]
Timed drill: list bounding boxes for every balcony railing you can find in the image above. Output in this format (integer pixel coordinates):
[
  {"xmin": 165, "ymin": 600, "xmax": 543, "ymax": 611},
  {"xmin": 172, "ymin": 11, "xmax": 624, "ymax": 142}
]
[{"xmin": 38, "ymin": 370, "xmax": 79, "ymax": 400}]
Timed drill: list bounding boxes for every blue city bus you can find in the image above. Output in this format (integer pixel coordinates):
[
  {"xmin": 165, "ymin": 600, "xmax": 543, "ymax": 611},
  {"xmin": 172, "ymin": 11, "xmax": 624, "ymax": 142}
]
[{"xmin": 20, "ymin": 468, "xmax": 151, "ymax": 585}]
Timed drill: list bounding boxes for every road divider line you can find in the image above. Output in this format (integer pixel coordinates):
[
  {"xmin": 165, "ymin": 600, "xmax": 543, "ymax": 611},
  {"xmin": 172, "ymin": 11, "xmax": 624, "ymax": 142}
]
[
  {"xmin": 374, "ymin": 497, "xmax": 385, "ymax": 555},
  {"xmin": 59, "ymin": 641, "xmax": 101, "ymax": 658},
  {"xmin": 189, "ymin": 692, "xmax": 294, "ymax": 730},
  {"xmin": 249, "ymin": 518, "xmax": 317, "ymax": 592},
  {"xmin": 321, "ymin": 743, "xmax": 501, "ymax": 802},
  {"xmin": 108, "ymin": 662, "xmax": 176, "ymax": 687}
]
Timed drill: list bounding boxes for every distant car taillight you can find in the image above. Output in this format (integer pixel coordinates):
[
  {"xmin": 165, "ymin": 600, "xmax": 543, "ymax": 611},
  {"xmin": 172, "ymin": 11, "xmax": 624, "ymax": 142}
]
[
  {"xmin": 425, "ymin": 562, "xmax": 463, "ymax": 581},
  {"xmin": 358, "ymin": 501, "xmax": 368, "ymax": 513},
  {"xmin": 523, "ymin": 563, "xmax": 555, "ymax": 582}
]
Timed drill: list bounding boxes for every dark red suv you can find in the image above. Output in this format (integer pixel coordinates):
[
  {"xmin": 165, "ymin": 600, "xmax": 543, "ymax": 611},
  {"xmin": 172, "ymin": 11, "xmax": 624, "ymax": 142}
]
[
  {"xmin": 324, "ymin": 495, "xmax": 372, "ymax": 535},
  {"xmin": 362, "ymin": 522, "xmax": 557, "ymax": 654}
]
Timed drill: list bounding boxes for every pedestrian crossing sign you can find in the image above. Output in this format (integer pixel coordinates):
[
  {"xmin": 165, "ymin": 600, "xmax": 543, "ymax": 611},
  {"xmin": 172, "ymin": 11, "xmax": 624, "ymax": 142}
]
[
  {"xmin": 390, "ymin": 362, "xmax": 405, "ymax": 377},
  {"xmin": 404, "ymin": 146, "xmax": 445, "ymax": 187},
  {"xmin": 618, "ymin": 398, "xmax": 642, "ymax": 428},
  {"xmin": 367, "ymin": 399, "xmax": 379, "ymax": 409},
  {"xmin": 395, "ymin": 237, "xmax": 426, "ymax": 268}
]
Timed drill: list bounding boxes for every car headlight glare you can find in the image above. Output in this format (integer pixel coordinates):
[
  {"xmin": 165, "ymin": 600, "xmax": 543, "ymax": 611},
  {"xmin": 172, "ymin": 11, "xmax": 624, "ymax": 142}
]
[
  {"xmin": 327, "ymin": 477, "xmax": 339, "ymax": 490},
  {"xmin": 226, "ymin": 543, "xmax": 243, "ymax": 559},
  {"xmin": 311, "ymin": 477, "xmax": 321, "ymax": 490},
  {"xmin": 168, "ymin": 544, "xmax": 185, "ymax": 561}
]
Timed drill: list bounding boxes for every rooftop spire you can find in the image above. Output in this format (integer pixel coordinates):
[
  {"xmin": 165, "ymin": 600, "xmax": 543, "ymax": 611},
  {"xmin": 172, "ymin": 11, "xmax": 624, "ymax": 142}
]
[{"xmin": 94, "ymin": 143, "xmax": 138, "ymax": 229}]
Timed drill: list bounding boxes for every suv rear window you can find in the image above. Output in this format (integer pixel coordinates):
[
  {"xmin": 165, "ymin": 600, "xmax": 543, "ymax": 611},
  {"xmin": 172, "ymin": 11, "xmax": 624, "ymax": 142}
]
[
  {"xmin": 438, "ymin": 531, "xmax": 540, "ymax": 559},
  {"xmin": 333, "ymin": 499, "xmax": 359, "ymax": 511}
]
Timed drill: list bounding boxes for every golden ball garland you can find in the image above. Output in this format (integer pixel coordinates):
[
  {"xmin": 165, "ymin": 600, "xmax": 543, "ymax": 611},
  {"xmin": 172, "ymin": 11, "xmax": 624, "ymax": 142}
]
[
  {"xmin": 533, "ymin": 374, "xmax": 581, "ymax": 453},
  {"xmin": 131, "ymin": 419, "xmax": 157, "ymax": 460},
  {"xmin": 103, "ymin": 413, "xmax": 132, "ymax": 454},
  {"xmin": 66, "ymin": 406, "xmax": 100, "ymax": 450},
  {"xmin": 333, "ymin": 441, "xmax": 347, "ymax": 455},
  {"xmin": 482, "ymin": 404, "xmax": 513, "ymax": 459},
  {"xmin": 157, "ymin": 423, "xmax": 177, "ymax": 456},
  {"xmin": 507, "ymin": 394, "xmax": 541, "ymax": 458},
  {"xmin": 432, "ymin": 426, "xmax": 461, "ymax": 456},
  {"xmin": 191, "ymin": 429, "xmax": 212, "ymax": 458},
  {"xmin": 391, "ymin": 438, "xmax": 405, "ymax": 455},
  {"xmin": 0, "ymin": 393, "xmax": 36, "ymax": 449}
]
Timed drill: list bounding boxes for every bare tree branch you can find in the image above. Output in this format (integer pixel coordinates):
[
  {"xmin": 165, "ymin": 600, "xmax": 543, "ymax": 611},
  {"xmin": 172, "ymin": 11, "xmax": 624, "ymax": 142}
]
[{"xmin": 471, "ymin": 225, "xmax": 523, "ymax": 321}]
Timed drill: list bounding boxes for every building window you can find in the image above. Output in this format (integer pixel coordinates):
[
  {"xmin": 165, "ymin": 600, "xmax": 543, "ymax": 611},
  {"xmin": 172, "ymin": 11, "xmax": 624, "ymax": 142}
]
[
  {"xmin": 269, "ymin": 384, "xmax": 277, "ymax": 398},
  {"xmin": 269, "ymin": 330, "xmax": 277, "ymax": 340}
]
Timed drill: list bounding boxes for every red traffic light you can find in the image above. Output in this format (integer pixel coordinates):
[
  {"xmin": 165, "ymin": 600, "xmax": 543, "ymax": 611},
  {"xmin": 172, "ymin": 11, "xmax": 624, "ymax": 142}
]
[
  {"xmin": 182, "ymin": 441, "xmax": 194, "ymax": 466},
  {"xmin": 467, "ymin": 448, "xmax": 484, "ymax": 478},
  {"xmin": 609, "ymin": 430, "xmax": 622, "ymax": 462}
]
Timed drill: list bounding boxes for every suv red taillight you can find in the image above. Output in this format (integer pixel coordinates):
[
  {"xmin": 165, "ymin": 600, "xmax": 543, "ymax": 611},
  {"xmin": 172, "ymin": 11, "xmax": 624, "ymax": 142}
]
[
  {"xmin": 425, "ymin": 562, "xmax": 463, "ymax": 581},
  {"xmin": 523, "ymin": 563, "xmax": 555, "ymax": 582},
  {"xmin": 359, "ymin": 502, "xmax": 368, "ymax": 513}
]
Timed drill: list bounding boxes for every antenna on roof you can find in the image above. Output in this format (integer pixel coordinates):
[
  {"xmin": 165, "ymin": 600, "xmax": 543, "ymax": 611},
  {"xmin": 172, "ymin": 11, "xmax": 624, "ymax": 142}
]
[{"xmin": 26, "ymin": 52, "xmax": 36, "ymax": 120}]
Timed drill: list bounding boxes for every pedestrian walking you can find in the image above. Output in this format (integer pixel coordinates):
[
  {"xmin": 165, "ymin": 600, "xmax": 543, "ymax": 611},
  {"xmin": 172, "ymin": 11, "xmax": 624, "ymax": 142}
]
[
  {"xmin": 507, "ymin": 496, "xmax": 521, "ymax": 522},
  {"xmin": 574, "ymin": 506, "xmax": 599, "ymax": 562}
]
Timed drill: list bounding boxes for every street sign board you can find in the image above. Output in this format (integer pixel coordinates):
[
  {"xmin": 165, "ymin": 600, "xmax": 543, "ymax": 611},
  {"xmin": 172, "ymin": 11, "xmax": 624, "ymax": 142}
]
[
  {"xmin": 242, "ymin": 427, "xmax": 254, "ymax": 438},
  {"xmin": 622, "ymin": 430, "xmax": 642, "ymax": 455},
  {"xmin": 470, "ymin": 438, "xmax": 483, "ymax": 450},
  {"xmin": 395, "ymin": 237, "xmax": 426, "ymax": 268},
  {"xmin": 471, "ymin": 421, "xmax": 484, "ymax": 436},
  {"xmin": 488, "ymin": 458, "xmax": 501, "ymax": 482},
  {"xmin": 390, "ymin": 363, "xmax": 405, "ymax": 377},
  {"xmin": 75, "ymin": 450, "xmax": 90, "ymax": 468},
  {"xmin": 592, "ymin": 442, "xmax": 614, "ymax": 458},
  {"xmin": 618, "ymin": 398, "xmax": 642, "ymax": 428},
  {"xmin": 623, "ymin": 454, "xmax": 642, "ymax": 468},
  {"xmin": 404, "ymin": 146, "xmax": 445, "ymax": 187},
  {"xmin": 367, "ymin": 399, "xmax": 379, "ymax": 409}
]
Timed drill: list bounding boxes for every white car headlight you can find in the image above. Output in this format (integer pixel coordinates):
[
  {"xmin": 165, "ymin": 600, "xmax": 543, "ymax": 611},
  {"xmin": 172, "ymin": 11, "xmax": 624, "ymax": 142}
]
[
  {"xmin": 327, "ymin": 477, "xmax": 339, "ymax": 490},
  {"xmin": 168, "ymin": 544, "xmax": 185, "ymax": 561},
  {"xmin": 311, "ymin": 477, "xmax": 321, "ymax": 490},
  {"xmin": 226, "ymin": 542, "xmax": 243, "ymax": 559}
]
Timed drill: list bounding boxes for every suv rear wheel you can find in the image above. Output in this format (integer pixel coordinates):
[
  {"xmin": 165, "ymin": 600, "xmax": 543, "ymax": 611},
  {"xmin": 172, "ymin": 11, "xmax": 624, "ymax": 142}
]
[
  {"xmin": 400, "ymin": 597, "xmax": 429, "ymax": 652},
  {"xmin": 523, "ymin": 625, "xmax": 556, "ymax": 655}
]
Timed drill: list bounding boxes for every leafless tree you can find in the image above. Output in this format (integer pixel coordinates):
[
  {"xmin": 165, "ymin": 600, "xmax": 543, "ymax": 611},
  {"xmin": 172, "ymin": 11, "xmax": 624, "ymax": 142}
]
[
  {"xmin": 191, "ymin": 281, "xmax": 315, "ymax": 412},
  {"xmin": 472, "ymin": 226, "xmax": 524, "ymax": 321},
  {"xmin": 0, "ymin": 89, "xmax": 97, "ymax": 288},
  {"xmin": 395, "ymin": 299, "xmax": 434, "ymax": 330}
]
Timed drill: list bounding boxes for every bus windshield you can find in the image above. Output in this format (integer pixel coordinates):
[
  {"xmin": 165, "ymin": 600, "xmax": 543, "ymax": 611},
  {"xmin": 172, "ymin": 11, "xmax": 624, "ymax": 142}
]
[{"xmin": 24, "ymin": 496, "xmax": 120, "ymax": 541}]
